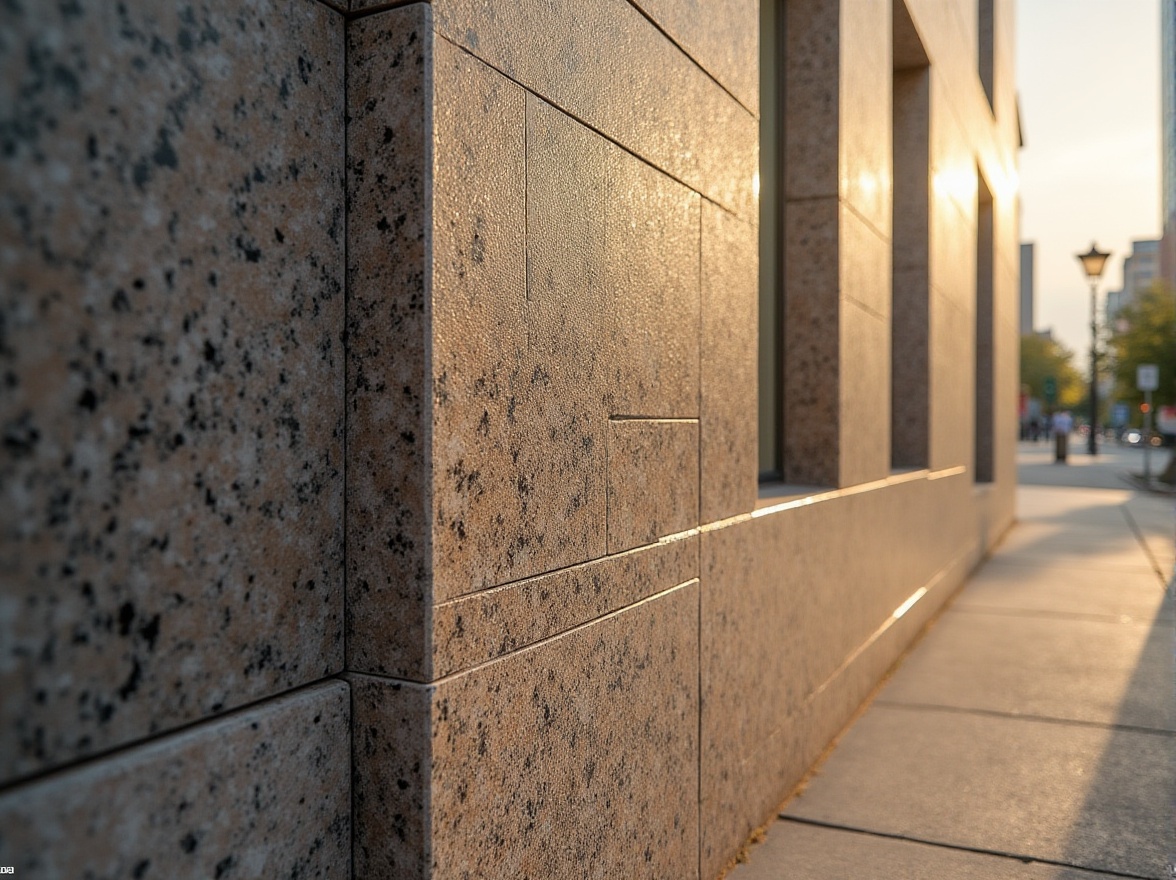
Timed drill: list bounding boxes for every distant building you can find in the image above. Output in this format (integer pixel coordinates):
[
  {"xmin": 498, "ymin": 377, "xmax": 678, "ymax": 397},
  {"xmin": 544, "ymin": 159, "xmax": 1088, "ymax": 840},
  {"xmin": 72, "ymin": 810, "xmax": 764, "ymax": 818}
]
[
  {"xmin": 1107, "ymin": 239, "xmax": 1161, "ymax": 323},
  {"xmin": 1161, "ymin": 1, "xmax": 1176, "ymax": 284},
  {"xmin": 1020, "ymin": 242, "xmax": 1035, "ymax": 334}
]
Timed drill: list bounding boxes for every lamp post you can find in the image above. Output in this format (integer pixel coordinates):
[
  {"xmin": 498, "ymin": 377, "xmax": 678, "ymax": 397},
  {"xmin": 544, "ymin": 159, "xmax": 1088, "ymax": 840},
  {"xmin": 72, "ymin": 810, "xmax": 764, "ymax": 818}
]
[{"xmin": 1076, "ymin": 243, "xmax": 1111, "ymax": 455}]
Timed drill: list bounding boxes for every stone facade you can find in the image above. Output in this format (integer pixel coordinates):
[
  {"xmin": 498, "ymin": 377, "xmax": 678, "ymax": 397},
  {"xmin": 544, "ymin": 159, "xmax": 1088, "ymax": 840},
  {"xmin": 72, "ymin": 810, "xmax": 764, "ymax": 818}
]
[{"xmin": 0, "ymin": 0, "xmax": 1019, "ymax": 877}]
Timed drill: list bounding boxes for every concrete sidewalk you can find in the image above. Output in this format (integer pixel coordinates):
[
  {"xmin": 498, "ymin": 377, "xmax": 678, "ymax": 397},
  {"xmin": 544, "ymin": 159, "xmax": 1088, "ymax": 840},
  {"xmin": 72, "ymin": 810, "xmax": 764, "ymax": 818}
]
[{"xmin": 729, "ymin": 453, "xmax": 1176, "ymax": 879}]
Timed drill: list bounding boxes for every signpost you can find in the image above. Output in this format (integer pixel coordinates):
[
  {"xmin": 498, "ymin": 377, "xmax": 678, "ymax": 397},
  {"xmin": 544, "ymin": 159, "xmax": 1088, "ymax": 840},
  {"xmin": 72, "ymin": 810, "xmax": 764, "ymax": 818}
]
[{"xmin": 1137, "ymin": 364, "xmax": 1158, "ymax": 482}]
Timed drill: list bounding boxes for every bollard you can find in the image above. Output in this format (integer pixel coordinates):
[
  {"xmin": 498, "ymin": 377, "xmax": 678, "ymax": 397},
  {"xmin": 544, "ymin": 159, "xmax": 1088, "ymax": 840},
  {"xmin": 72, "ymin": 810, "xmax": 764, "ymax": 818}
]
[{"xmin": 1054, "ymin": 431, "xmax": 1068, "ymax": 463}]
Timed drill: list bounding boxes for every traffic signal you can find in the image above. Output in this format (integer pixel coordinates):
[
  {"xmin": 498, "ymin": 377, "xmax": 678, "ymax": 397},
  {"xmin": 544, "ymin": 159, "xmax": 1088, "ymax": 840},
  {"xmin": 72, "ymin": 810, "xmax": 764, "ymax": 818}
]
[{"xmin": 1141, "ymin": 402, "xmax": 1151, "ymax": 414}]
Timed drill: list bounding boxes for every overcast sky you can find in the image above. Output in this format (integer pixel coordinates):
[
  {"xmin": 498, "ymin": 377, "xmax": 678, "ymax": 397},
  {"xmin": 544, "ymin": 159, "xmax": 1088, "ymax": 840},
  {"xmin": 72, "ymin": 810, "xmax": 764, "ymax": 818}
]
[{"xmin": 1016, "ymin": 0, "xmax": 1161, "ymax": 358}]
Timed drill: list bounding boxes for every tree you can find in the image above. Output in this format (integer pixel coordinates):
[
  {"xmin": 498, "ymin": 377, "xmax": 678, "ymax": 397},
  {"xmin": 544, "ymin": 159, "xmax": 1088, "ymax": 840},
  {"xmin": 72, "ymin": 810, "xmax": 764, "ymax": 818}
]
[
  {"xmin": 1020, "ymin": 334, "xmax": 1083, "ymax": 409},
  {"xmin": 1108, "ymin": 280, "xmax": 1176, "ymax": 419}
]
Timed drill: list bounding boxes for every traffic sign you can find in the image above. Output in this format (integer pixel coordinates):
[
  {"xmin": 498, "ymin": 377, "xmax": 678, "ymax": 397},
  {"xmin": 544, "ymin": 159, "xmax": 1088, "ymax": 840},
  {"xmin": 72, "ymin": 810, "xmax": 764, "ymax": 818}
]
[
  {"xmin": 1043, "ymin": 376, "xmax": 1057, "ymax": 404},
  {"xmin": 1137, "ymin": 364, "xmax": 1159, "ymax": 391}
]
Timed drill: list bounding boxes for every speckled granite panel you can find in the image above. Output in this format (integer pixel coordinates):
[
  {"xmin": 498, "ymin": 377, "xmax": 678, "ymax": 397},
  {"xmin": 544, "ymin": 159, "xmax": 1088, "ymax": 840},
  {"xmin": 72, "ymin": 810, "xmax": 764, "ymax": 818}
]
[
  {"xmin": 892, "ymin": 265, "xmax": 930, "ymax": 468},
  {"xmin": 604, "ymin": 148, "xmax": 701, "ymax": 419},
  {"xmin": 0, "ymin": 681, "xmax": 350, "ymax": 878},
  {"xmin": 430, "ymin": 0, "xmax": 757, "ymax": 218},
  {"xmin": 700, "ymin": 479, "xmax": 953, "ymax": 876},
  {"xmin": 628, "ymin": 0, "xmax": 759, "ymax": 113},
  {"xmin": 782, "ymin": 197, "xmax": 840, "ymax": 486},
  {"xmin": 606, "ymin": 419, "xmax": 699, "ymax": 554},
  {"xmin": 431, "ymin": 79, "xmax": 601, "ymax": 601},
  {"xmin": 700, "ymin": 203, "xmax": 758, "ymax": 523},
  {"xmin": 0, "ymin": 0, "xmax": 344, "ymax": 781},
  {"xmin": 353, "ymin": 582, "xmax": 699, "ymax": 880},
  {"xmin": 838, "ymin": 0, "xmax": 891, "ymax": 237},
  {"xmin": 433, "ymin": 534, "xmax": 697, "ymax": 677},
  {"xmin": 345, "ymin": 5, "xmax": 434, "ymax": 680},
  {"xmin": 784, "ymin": 0, "xmax": 841, "ymax": 201},
  {"xmin": 431, "ymin": 583, "xmax": 699, "ymax": 879},
  {"xmin": 351, "ymin": 675, "xmax": 433, "ymax": 880}
]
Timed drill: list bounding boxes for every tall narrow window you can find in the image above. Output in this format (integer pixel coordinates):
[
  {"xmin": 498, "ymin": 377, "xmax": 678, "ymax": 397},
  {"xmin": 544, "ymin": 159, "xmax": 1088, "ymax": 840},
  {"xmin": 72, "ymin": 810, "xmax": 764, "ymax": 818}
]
[
  {"xmin": 758, "ymin": 0, "xmax": 784, "ymax": 480},
  {"xmin": 891, "ymin": 0, "xmax": 930, "ymax": 469},
  {"xmin": 978, "ymin": 0, "xmax": 995, "ymax": 109},
  {"xmin": 975, "ymin": 171, "xmax": 995, "ymax": 483}
]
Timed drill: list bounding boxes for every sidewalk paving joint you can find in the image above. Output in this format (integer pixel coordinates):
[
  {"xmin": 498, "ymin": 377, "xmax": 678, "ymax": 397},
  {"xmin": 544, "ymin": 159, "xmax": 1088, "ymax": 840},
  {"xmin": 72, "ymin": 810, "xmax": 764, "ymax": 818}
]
[{"xmin": 776, "ymin": 817, "xmax": 1163, "ymax": 880}]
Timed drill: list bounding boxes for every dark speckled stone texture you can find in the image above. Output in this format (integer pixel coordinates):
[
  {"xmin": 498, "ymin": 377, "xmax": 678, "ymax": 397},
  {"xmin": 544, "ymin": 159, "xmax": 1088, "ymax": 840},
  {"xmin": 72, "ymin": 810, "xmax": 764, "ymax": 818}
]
[
  {"xmin": 352, "ymin": 580, "xmax": 700, "ymax": 880},
  {"xmin": 346, "ymin": 19, "xmax": 705, "ymax": 681},
  {"xmin": 0, "ymin": 681, "xmax": 350, "ymax": 879},
  {"xmin": 606, "ymin": 419, "xmax": 699, "ymax": 554},
  {"xmin": 345, "ymin": 4, "xmax": 435, "ymax": 682},
  {"xmin": 432, "ymin": 535, "xmax": 697, "ymax": 677},
  {"xmin": 0, "ymin": 0, "xmax": 344, "ymax": 781}
]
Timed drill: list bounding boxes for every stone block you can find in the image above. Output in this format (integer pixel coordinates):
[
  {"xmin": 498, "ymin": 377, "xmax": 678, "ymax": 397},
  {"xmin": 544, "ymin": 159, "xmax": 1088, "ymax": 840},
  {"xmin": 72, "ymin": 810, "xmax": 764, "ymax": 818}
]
[
  {"xmin": 353, "ymin": 581, "xmax": 700, "ymax": 880},
  {"xmin": 606, "ymin": 419, "xmax": 699, "ymax": 554},
  {"xmin": 603, "ymin": 148, "xmax": 701, "ymax": 419},
  {"xmin": 430, "ymin": 0, "xmax": 757, "ymax": 218},
  {"xmin": 783, "ymin": 197, "xmax": 840, "ymax": 486},
  {"xmin": 432, "ymin": 535, "xmax": 696, "ymax": 677},
  {"xmin": 344, "ymin": 4, "xmax": 435, "ymax": 680},
  {"xmin": 701, "ymin": 203, "xmax": 758, "ymax": 523},
  {"xmin": 0, "ymin": 0, "xmax": 345, "ymax": 782},
  {"xmin": 0, "ymin": 682, "xmax": 350, "ymax": 878},
  {"xmin": 629, "ymin": 0, "xmax": 759, "ymax": 113}
]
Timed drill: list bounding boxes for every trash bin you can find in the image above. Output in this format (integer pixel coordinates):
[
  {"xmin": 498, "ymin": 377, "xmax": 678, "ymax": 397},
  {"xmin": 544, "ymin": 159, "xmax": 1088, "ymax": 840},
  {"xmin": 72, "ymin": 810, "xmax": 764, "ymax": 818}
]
[{"xmin": 1054, "ymin": 431, "xmax": 1067, "ymax": 463}]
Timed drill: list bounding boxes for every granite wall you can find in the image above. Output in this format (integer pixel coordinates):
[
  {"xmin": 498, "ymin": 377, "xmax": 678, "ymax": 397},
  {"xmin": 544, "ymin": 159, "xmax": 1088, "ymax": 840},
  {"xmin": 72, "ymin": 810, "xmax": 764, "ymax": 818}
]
[{"xmin": 0, "ymin": 0, "xmax": 1019, "ymax": 877}]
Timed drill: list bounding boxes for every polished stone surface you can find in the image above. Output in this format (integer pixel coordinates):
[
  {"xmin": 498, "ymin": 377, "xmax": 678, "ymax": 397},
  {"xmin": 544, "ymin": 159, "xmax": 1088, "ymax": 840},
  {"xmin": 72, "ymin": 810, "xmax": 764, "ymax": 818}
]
[
  {"xmin": 630, "ymin": 0, "xmax": 759, "ymax": 113},
  {"xmin": 345, "ymin": 3, "xmax": 435, "ymax": 681},
  {"xmin": 432, "ymin": 535, "xmax": 696, "ymax": 677},
  {"xmin": 354, "ymin": 581, "xmax": 700, "ymax": 880},
  {"xmin": 700, "ymin": 203, "xmax": 758, "ymax": 523},
  {"xmin": 606, "ymin": 419, "xmax": 699, "ymax": 553},
  {"xmin": 430, "ymin": 0, "xmax": 757, "ymax": 218},
  {"xmin": 0, "ymin": 682, "xmax": 350, "ymax": 878},
  {"xmin": 0, "ymin": 0, "xmax": 345, "ymax": 782}
]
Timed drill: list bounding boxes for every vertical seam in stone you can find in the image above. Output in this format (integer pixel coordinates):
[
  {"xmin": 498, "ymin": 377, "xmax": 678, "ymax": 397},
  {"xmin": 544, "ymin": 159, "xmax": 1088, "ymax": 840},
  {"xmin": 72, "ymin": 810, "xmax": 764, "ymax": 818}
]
[
  {"xmin": 422, "ymin": 6, "xmax": 437, "ymax": 684},
  {"xmin": 697, "ymin": 201, "xmax": 704, "ymax": 527},
  {"xmin": 340, "ymin": 13, "xmax": 352, "ymax": 880},
  {"xmin": 695, "ymin": 536, "xmax": 703, "ymax": 880},
  {"xmin": 340, "ymin": 1, "xmax": 350, "ymax": 694}
]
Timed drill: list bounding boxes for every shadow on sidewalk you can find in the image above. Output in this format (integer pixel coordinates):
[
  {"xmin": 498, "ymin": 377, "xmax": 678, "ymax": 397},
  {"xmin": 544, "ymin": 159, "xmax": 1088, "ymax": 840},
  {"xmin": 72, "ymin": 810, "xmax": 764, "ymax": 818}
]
[{"xmin": 1059, "ymin": 577, "xmax": 1176, "ymax": 878}]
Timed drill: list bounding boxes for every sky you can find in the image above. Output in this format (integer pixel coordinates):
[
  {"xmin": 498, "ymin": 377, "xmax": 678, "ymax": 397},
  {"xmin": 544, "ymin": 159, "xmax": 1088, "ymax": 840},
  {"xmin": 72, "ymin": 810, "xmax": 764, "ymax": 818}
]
[{"xmin": 1017, "ymin": 0, "xmax": 1162, "ymax": 359}]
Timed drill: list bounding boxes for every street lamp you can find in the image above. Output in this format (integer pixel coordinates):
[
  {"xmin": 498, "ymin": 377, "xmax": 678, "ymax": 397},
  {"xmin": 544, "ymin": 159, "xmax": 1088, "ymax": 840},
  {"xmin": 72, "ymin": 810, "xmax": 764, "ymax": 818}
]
[{"xmin": 1076, "ymin": 243, "xmax": 1111, "ymax": 455}]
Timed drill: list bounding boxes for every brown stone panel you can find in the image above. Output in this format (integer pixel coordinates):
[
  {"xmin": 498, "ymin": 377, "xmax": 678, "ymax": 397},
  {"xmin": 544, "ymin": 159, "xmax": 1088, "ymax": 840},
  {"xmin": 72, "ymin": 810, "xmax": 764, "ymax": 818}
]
[
  {"xmin": 353, "ymin": 581, "xmax": 698, "ymax": 880},
  {"xmin": 432, "ymin": 534, "xmax": 697, "ymax": 677},
  {"xmin": 346, "ymin": 4, "xmax": 435, "ymax": 680},
  {"xmin": 429, "ymin": 0, "xmax": 757, "ymax": 219},
  {"xmin": 0, "ymin": 682, "xmax": 351, "ymax": 878},
  {"xmin": 351, "ymin": 675, "xmax": 434, "ymax": 880},
  {"xmin": 432, "ymin": 583, "xmax": 699, "ymax": 879},
  {"xmin": 0, "ymin": 0, "xmax": 345, "ymax": 781},
  {"xmin": 604, "ymin": 147, "xmax": 702, "ymax": 419},
  {"xmin": 430, "ymin": 41, "xmax": 579, "ymax": 601},
  {"xmin": 628, "ymin": 0, "xmax": 759, "ymax": 114},
  {"xmin": 782, "ymin": 197, "xmax": 841, "ymax": 486},
  {"xmin": 700, "ymin": 203, "xmax": 758, "ymax": 522},
  {"xmin": 606, "ymin": 419, "xmax": 699, "ymax": 554}
]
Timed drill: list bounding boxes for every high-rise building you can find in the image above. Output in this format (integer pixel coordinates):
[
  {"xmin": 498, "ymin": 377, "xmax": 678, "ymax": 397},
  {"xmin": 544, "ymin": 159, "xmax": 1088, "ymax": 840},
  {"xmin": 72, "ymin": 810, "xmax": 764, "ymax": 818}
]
[
  {"xmin": 1107, "ymin": 239, "xmax": 1162, "ymax": 323},
  {"xmin": 1160, "ymin": 0, "xmax": 1176, "ymax": 283}
]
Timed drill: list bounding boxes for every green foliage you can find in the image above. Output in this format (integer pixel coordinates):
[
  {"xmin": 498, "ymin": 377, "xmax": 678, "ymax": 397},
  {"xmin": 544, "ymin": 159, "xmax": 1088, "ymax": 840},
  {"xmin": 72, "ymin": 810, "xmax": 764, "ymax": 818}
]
[
  {"xmin": 1108, "ymin": 281, "xmax": 1176, "ymax": 416},
  {"xmin": 1020, "ymin": 334, "xmax": 1083, "ymax": 408}
]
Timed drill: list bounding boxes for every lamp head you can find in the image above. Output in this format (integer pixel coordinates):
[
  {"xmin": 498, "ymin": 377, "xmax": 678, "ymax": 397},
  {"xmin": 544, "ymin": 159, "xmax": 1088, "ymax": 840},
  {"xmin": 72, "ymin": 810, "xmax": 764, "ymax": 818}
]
[{"xmin": 1076, "ymin": 243, "xmax": 1111, "ymax": 280}]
